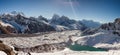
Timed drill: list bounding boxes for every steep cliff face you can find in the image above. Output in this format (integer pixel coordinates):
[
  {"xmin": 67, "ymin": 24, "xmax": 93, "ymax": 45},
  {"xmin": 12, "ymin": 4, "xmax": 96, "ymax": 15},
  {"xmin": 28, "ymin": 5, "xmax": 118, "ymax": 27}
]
[{"xmin": 0, "ymin": 21, "xmax": 17, "ymax": 34}]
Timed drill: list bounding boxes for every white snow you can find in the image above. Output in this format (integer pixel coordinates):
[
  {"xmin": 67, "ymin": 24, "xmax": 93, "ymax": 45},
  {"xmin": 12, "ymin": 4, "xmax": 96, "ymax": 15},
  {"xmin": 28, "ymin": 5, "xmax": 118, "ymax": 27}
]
[
  {"xmin": 1, "ymin": 47, "xmax": 120, "ymax": 55},
  {"xmin": 0, "ymin": 30, "xmax": 81, "ymax": 48},
  {"xmin": 0, "ymin": 21, "xmax": 13, "ymax": 27},
  {"xmin": 15, "ymin": 48, "xmax": 120, "ymax": 55},
  {"xmin": 76, "ymin": 31, "xmax": 120, "ymax": 50},
  {"xmin": 52, "ymin": 25, "xmax": 69, "ymax": 31},
  {"xmin": 0, "ymin": 30, "xmax": 120, "ymax": 55},
  {"xmin": 30, "ymin": 50, "xmax": 120, "ymax": 55},
  {"xmin": 8, "ymin": 20, "xmax": 27, "ymax": 33},
  {"xmin": 3, "ymin": 11, "xmax": 25, "ymax": 16},
  {"xmin": 0, "ymin": 51, "xmax": 7, "ymax": 55}
]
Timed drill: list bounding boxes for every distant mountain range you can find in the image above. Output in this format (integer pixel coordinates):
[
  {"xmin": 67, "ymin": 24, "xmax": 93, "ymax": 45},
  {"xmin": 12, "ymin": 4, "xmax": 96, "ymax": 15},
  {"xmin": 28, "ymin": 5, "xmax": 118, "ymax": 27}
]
[{"xmin": 0, "ymin": 11, "xmax": 101, "ymax": 34}]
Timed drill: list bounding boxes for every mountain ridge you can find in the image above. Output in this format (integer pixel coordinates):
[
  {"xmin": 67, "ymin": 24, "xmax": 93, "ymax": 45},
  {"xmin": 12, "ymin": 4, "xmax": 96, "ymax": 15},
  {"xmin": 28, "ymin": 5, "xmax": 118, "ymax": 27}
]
[
  {"xmin": 76, "ymin": 18, "xmax": 120, "ymax": 50},
  {"xmin": 0, "ymin": 11, "xmax": 101, "ymax": 34}
]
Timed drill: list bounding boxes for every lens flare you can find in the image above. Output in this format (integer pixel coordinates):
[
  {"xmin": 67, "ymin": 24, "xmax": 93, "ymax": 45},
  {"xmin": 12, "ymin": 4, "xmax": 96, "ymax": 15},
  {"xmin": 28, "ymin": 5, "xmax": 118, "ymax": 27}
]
[{"xmin": 69, "ymin": 0, "xmax": 77, "ymax": 19}]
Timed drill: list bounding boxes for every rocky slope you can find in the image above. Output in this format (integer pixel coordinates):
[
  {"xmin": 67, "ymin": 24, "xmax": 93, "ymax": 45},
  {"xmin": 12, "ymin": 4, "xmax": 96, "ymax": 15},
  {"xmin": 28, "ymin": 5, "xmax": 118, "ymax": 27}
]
[
  {"xmin": 0, "ymin": 30, "xmax": 81, "ymax": 53},
  {"xmin": 76, "ymin": 18, "xmax": 120, "ymax": 50}
]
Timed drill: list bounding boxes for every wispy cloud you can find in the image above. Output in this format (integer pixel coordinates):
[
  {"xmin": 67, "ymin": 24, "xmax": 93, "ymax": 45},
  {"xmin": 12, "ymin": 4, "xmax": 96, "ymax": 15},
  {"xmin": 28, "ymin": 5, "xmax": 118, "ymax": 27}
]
[
  {"xmin": 54, "ymin": 0, "xmax": 79, "ymax": 6},
  {"xmin": 53, "ymin": 0, "xmax": 78, "ymax": 19}
]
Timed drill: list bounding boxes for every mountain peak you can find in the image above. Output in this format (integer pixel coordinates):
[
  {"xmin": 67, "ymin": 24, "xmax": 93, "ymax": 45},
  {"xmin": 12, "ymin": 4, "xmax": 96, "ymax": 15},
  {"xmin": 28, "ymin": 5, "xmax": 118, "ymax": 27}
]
[
  {"xmin": 11, "ymin": 11, "xmax": 24, "ymax": 16},
  {"xmin": 52, "ymin": 14, "xmax": 60, "ymax": 20},
  {"xmin": 114, "ymin": 18, "xmax": 120, "ymax": 24},
  {"xmin": 2, "ymin": 11, "xmax": 25, "ymax": 16}
]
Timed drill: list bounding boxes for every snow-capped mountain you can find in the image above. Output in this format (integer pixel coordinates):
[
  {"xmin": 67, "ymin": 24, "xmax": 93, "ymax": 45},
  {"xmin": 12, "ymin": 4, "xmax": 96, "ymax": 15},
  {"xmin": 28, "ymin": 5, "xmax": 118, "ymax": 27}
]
[
  {"xmin": 50, "ymin": 14, "xmax": 86, "ymax": 31},
  {"xmin": 82, "ymin": 18, "xmax": 120, "ymax": 36},
  {"xmin": 0, "ymin": 11, "xmax": 55, "ymax": 34},
  {"xmin": 76, "ymin": 18, "xmax": 120, "ymax": 50},
  {"xmin": 80, "ymin": 19, "xmax": 101, "ymax": 28},
  {"xmin": 0, "ymin": 11, "xmax": 101, "ymax": 34}
]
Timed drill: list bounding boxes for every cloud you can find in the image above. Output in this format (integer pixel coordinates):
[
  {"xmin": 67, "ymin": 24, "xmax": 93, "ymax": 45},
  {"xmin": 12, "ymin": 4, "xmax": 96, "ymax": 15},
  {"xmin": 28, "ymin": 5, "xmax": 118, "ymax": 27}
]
[{"xmin": 53, "ymin": 0, "xmax": 78, "ymax": 19}]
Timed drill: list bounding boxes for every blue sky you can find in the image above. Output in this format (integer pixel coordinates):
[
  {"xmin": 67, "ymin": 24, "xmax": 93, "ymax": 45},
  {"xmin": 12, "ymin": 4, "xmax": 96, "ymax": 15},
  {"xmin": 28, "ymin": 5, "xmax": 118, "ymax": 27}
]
[{"xmin": 0, "ymin": 0, "xmax": 120, "ymax": 23}]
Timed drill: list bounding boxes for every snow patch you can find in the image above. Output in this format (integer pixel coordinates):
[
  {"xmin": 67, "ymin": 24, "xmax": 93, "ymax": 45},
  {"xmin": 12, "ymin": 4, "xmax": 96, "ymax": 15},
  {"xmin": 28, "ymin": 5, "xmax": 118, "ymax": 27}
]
[
  {"xmin": 0, "ymin": 20, "xmax": 13, "ymax": 27},
  {"xmin": 0, "ymin": 51, "xmax": 7, "ymax": 55}
]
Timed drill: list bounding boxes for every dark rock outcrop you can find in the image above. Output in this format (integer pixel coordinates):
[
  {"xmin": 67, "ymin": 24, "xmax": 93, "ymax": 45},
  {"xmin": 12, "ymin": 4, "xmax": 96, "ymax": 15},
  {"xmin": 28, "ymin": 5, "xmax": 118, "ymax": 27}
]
[
  {"xmin": 14, "ymin": 43, "xmax": 65, "ymax": 53},
  {"xmin": 0, "ymin": 40, "xmax": 16, "ymax": 55}
]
